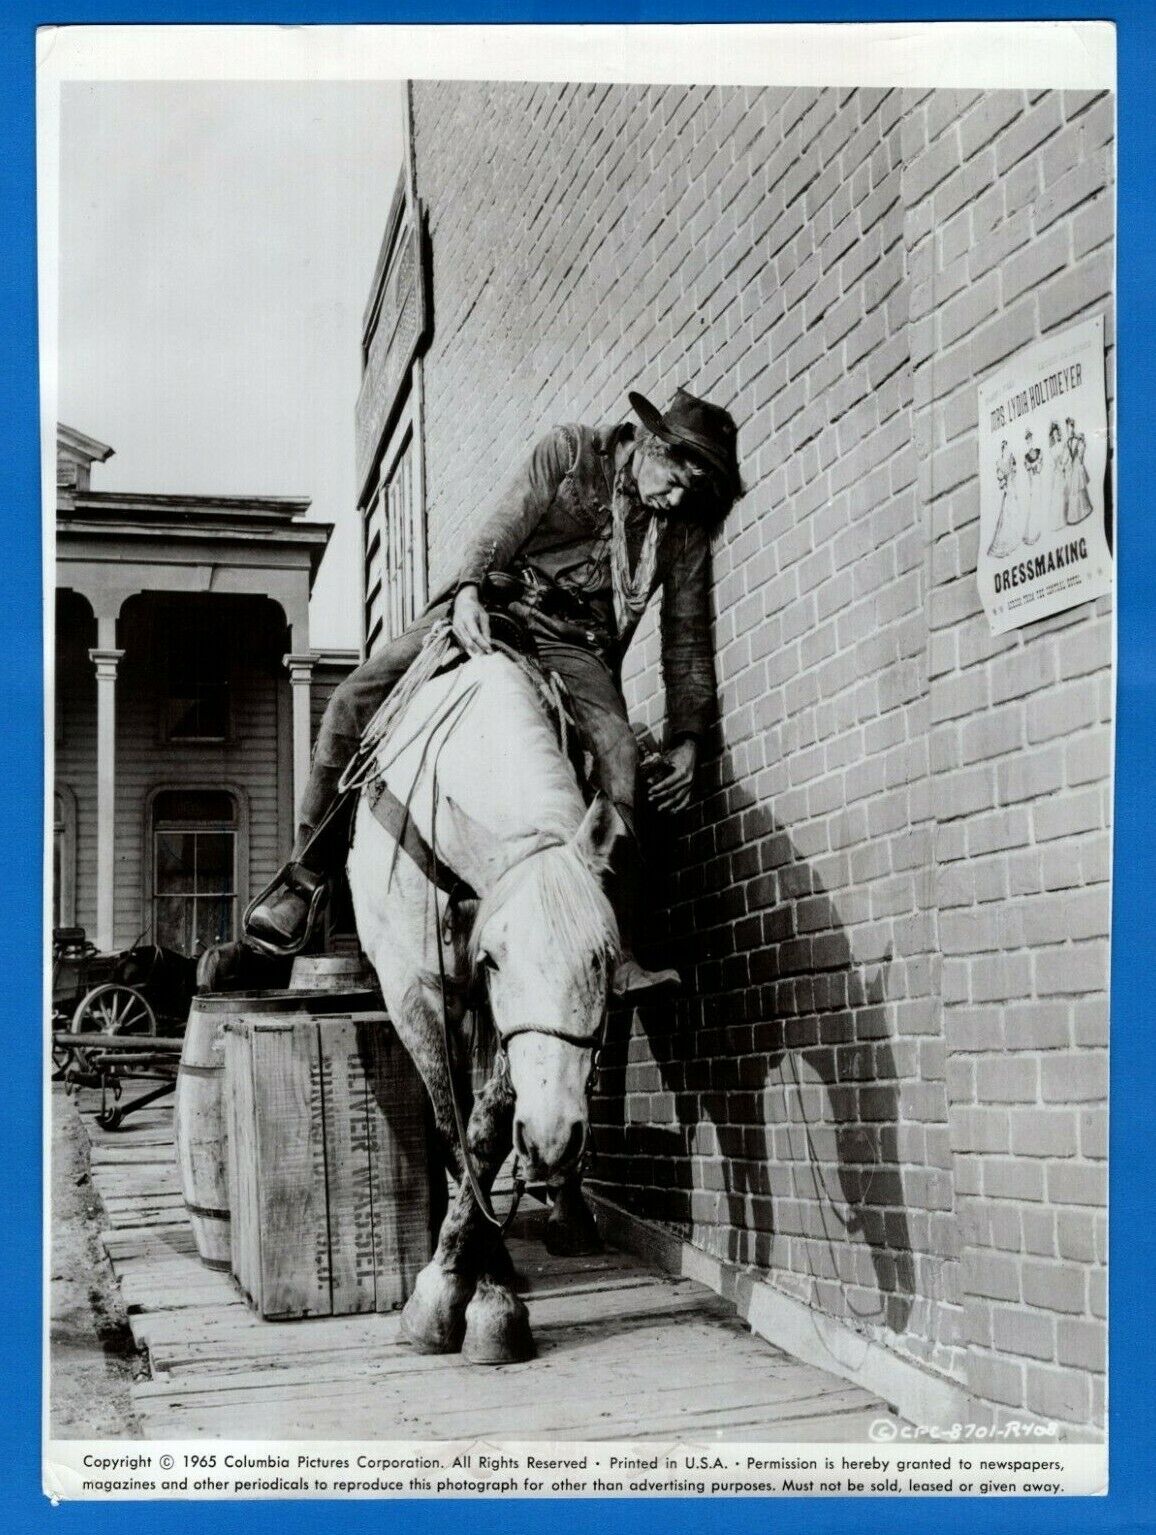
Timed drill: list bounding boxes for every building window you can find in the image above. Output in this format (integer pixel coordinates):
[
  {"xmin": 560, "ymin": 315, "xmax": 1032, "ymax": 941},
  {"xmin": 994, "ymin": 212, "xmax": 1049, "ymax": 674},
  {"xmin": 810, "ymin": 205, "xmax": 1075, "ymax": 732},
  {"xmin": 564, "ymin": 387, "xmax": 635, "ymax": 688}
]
[
  {"xmin": 366, "ymin": 424, "xmax": 425, "ymax": 652},
  {"xmin": 152, "ymin": 790, "xmax": 237, "ymax": 954},
  {"xmin": 165, "ymin": 621, "xmax": 230, "ymax": 741},
  {"xmin": 53, "ymin": 788, "xmax": 77, "ymax": 929}
]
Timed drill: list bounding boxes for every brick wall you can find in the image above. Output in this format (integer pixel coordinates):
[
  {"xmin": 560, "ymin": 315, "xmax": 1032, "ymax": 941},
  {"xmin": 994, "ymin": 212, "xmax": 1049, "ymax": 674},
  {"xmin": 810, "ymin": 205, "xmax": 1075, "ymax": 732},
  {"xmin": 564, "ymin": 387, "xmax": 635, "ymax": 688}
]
[
  {"xmin": 409, "ymin": 80, "xmax": 1112, "ymax": 1426},
  {"xmin": 903, "ymin": 88, "xmax": 1113, "ymax": 1428}
]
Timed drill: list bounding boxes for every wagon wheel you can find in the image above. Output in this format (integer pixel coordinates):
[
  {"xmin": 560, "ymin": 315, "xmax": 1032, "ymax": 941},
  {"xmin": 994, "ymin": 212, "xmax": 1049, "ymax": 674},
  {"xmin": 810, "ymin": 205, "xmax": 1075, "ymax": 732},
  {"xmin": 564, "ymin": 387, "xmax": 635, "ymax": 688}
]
[{"xmin": 71, "ymin": 983, "xmax": 157, "ymax": 1037}]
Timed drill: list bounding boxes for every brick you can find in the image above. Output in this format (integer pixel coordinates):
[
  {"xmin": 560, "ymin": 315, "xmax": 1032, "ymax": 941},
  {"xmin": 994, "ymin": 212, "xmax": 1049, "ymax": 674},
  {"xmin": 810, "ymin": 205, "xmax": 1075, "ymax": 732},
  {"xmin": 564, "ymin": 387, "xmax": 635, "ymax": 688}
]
[
  {"xmin": 1027, "ymin": 680, "xmax": 1098, "ymax": 743},
  {"xmin": 1057, "ymin": 1318, "xmax": 1105, "ymax": 1373},
  {"xmin": 1079, "ymin": 1107, "xmax": 1107, "ymax": 1161},
  {"xmin": 1001, "ymin": 223, "xmax": 1071, "ymax": 306},
  {"xmin": 1038, "ymin": 251, "xmax": 1113, "ymax": 332},
  {"xmin": 968, "ymin": 1352, "xmax": 1025, "ymax": 1410},
  {"xmin": 1036, "ymin": 156, "xmax": 1111, "ymax": 234},
  {"xmin": 1035, "ymin": 942, "xmax": 1109, "ymax": 998},
  {"xmin": 983, "ymin": 1158, "xmax": 1045, "ymax": 1202},
  {"xmin": 1047, "ymin": 1162, "xmax": 1106, "ymax": 1207},
  {"xmin": 903, "ymin": 128, "xmax": 961, "ymax": 205},
  {"xmin": 1009, "ymin": 1109, "xmax": 1078, "ymax": 1159},
  {"xmin": 964, "ymin": 1250, "xmax": 1021, "ymax": 1301},
  {"xmin": 976, "ymin": 1057, "xmax": 1037, "ymax": 1102},
  {"xmin": 1056, "ymin": 1210, "xmax": 1097, "ymax": 1263},
  {"xmin": 1021, "ymin": 1261, "xmax": 1085, "ymax": 1315},
  {"xmin": 1023, "ymin": 1364, "xmax": 1090, "ymax": 1426},
  {"xmin": 1041, "ymin": 1051, "xmax": 1107, "ymax": 1103},
  {"xmin": 959, "ymin": 93, "xmax": 1023, "ymax": 161},
  {"xmin": 939, "ymin": 270, "xmax": 1000, "ymax": 349},
  {"xmin": 1032, "ymin": 788, "xmax": 1104, "ymax": 843},
  {"xmin": 991, "ymin": 1305, "xmax": 1055, "ymax": 1361},
  {"xmin": 995, "ymin": 93, "xmax": 1064, "ymax": 174},
  {"xmin": 951, "ymin": 1106, "xmax": 1010, "ymax": 1154}
]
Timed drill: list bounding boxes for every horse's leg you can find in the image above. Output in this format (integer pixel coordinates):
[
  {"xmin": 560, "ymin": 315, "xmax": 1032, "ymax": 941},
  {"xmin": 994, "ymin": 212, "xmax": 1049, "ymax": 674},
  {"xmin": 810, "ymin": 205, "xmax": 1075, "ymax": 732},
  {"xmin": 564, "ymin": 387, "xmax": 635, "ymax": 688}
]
[
  {"xmin": 544, "ymin": 1169, "xmax": 603, "ymax": 1257},
  {"xmin": 404, "ymin": 1052, "xmax": 534, "ymax": 1364},
  {"xmin": 444, "ymin": 1058, "xmax": 535, "ymax": 1366},
  {"xmin": 379, "ymin": 975, "xmax": 531, "ymax": 1360}
]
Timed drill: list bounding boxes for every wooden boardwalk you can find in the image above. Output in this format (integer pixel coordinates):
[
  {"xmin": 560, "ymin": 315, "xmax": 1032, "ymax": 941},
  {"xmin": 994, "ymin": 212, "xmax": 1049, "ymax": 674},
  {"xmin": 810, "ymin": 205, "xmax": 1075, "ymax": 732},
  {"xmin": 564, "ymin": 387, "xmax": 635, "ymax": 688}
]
[{"xmin": 79, "ymin": 1096, "xmax": 894, "ymax": 1442}]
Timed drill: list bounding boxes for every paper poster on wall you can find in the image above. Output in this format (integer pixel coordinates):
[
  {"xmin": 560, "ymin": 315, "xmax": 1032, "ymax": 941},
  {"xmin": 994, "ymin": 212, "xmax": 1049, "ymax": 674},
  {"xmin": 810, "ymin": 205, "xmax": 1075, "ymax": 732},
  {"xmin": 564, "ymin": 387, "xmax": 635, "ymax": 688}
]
[{"xmin": 976, "ymin": 314, "xmax": 1112, "ymax": 636}]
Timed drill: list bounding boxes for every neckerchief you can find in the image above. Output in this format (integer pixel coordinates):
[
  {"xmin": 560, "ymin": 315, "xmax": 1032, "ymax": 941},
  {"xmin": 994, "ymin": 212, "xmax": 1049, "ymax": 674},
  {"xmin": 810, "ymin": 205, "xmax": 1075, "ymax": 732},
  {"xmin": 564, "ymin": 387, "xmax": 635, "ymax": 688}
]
[{"xmin": 609, "ymin": 464, "xmax": 661, "ymax": 636}]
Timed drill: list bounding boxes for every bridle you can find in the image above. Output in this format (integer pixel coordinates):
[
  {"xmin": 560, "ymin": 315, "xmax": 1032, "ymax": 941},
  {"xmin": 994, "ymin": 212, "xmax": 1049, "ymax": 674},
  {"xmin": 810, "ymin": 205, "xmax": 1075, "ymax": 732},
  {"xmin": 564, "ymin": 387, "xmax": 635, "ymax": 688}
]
[{"xmin": 429, "ymin": 763, "xmax": 610, "ymax": 1233}]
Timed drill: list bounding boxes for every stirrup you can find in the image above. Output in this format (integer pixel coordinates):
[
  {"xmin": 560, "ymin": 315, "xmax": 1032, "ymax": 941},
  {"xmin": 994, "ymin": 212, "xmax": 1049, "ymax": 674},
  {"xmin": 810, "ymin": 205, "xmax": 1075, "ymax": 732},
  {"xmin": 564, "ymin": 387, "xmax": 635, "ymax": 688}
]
[{"xmin": 242, "ymin": 862, "xmax": 328, "ymax": 959}]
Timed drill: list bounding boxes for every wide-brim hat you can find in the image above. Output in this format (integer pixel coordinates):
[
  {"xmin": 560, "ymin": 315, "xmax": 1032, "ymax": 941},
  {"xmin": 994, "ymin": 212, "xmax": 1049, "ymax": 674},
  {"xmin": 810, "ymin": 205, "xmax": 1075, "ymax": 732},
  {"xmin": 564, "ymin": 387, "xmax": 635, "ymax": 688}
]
[{"xmin": 628, "ymin": 387, "xmax": 743, "ymax": 499}]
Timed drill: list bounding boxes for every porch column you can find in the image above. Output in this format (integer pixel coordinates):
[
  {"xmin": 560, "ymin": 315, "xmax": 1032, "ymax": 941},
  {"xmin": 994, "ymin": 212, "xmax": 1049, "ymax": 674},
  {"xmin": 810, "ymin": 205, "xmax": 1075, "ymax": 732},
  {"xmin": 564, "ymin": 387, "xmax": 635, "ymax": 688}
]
[
  {"xmin": 283, "ymin": 653, "xmax": 316, "ymax": 825},
  {"xmin": 88, "ymin": 640, "xmax": 124, "ymax": 952}
]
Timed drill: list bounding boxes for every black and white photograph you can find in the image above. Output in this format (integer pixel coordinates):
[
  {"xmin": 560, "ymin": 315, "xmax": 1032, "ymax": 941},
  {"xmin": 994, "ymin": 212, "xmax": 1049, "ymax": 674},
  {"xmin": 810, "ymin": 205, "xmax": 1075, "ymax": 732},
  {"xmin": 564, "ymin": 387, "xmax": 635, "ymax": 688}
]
[{"xmin": 41, "ymin": 23, "xmax": 1113, "ymax": 1496}]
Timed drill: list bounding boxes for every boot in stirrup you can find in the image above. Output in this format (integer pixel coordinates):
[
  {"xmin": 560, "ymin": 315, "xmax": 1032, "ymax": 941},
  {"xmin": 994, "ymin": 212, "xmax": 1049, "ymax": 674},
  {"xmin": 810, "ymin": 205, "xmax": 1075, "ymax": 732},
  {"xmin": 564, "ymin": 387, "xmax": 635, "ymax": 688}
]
[{"xmin": 244, "ymin": 862, "xmax": 327, "ymax": 958}]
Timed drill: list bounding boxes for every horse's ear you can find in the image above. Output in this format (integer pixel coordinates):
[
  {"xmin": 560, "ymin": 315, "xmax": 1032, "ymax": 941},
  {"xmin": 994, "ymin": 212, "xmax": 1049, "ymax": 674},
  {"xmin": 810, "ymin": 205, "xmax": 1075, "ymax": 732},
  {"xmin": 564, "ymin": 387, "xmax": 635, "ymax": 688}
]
[
  {"xmin": 439, "ymin": 794, "xmax": 511, "ymax": 892},
  {"xmin": 572, "ymin": 795, "xmax": 625, "ymax": 876}
]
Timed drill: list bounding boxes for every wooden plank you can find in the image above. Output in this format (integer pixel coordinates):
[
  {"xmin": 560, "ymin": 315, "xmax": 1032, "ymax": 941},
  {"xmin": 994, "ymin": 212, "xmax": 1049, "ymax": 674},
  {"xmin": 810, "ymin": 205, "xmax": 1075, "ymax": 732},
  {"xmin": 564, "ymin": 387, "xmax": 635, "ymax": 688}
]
[
  {"xmin": 90, "ymin": 1149, "xmax": 175, "ymax": 1165},
  {"xmin": 129, "ymin": 1275, "xmax": 716, "ymax": 1360},
  {"xmin": 137, "ymin": 1380, "xmax": 882, "ymax": 1442},
  {"xmin": 134, "ymin": 1315, "xmax": 822, "ymax": 1401},
  {"xmin": 318, "ymin": 1016, "xmax": 367, "ymax": 1315},
  {"xmin": 250, "ymin": 1016, "xmax": 332, "ymax": 1317},
  {"xmin": 101, "ymin": 1225, "xmax": 196, "ymax": 1258},
  {"xmin": 363, "ymin": 1018, "xmax": 432, "ymax": 1311},
  {"xmin": 224, "ymin": 1012, "xmax": 259, "ymax": 1310},
  {"xmin": 138, "ymin": 1290, "xmax": 725, "ymax": 1378}
]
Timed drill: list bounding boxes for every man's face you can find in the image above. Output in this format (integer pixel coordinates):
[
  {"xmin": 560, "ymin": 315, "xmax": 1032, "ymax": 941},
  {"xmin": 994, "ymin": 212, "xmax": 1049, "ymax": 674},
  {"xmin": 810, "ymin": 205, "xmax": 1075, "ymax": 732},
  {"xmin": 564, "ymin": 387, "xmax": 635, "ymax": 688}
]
[{"xmin": 634, "ymin": 441, "xmax": 710, "ymax": 514}]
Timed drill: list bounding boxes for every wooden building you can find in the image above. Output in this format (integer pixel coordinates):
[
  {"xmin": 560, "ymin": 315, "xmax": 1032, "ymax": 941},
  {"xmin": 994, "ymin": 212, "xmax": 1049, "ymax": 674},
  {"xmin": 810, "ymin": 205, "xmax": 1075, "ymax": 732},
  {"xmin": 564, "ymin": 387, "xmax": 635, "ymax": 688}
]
[{"xmin": 54, "ymin": 425, "xmax": 356, "ymax": 955}]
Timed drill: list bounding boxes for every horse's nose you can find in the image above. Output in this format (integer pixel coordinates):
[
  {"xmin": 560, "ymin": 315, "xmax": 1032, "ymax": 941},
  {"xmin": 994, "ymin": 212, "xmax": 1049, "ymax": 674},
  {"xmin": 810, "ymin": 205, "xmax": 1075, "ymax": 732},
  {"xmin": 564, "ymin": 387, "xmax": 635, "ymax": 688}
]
[{"xmin": 514, "ymin": 1117, "xmax": 586, "ymax": 1175}]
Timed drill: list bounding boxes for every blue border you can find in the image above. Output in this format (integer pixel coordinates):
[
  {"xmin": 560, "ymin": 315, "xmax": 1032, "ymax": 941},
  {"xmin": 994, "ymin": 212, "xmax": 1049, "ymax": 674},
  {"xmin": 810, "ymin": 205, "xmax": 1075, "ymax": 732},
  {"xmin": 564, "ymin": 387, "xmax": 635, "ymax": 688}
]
[{"xmin": 4, "ymin": 5, "xmax": 1152, "ymax": 1533}]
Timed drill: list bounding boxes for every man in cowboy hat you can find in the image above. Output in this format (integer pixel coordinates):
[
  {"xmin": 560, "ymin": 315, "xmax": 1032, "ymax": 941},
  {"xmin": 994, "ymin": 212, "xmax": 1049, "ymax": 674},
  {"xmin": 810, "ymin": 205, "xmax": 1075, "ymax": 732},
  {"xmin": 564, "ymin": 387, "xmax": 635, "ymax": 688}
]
[{"xmin": 246, "ymin": 387, "xmax": 743, "ymax": 995}]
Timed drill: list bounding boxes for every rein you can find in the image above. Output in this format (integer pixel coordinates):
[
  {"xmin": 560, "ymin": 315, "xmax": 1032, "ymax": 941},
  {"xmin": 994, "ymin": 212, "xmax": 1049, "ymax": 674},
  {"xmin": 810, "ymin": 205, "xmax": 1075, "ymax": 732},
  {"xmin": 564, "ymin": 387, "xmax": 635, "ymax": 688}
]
[{"xmin": 355, "ymin": 630, "xmax": 600, "ymax": 1234}]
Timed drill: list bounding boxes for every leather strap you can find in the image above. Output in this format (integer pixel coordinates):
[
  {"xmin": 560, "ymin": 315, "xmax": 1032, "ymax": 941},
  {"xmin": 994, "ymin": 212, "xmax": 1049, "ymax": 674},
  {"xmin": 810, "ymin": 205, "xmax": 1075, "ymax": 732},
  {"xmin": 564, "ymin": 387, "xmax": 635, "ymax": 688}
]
[{"xmin": 366, "ymin": 777, "xmax": 474, "ymax": 902}]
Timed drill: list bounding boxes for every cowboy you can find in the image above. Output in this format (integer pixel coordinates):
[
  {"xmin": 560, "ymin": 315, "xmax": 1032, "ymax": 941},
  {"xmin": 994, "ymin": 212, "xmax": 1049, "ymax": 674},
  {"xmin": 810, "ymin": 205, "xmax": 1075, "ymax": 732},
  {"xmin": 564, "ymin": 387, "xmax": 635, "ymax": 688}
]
[{"xmin": 246, "ymin": 387, "xmax": 743, "ymax": 995}]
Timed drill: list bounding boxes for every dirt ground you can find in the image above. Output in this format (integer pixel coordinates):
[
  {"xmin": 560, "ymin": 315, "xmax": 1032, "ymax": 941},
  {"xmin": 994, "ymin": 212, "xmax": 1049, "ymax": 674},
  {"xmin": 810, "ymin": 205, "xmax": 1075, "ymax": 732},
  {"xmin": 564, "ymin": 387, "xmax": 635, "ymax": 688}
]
[{"xmin": 49, "ymin": 1084, "xmax": 145, "ymax": 1438}]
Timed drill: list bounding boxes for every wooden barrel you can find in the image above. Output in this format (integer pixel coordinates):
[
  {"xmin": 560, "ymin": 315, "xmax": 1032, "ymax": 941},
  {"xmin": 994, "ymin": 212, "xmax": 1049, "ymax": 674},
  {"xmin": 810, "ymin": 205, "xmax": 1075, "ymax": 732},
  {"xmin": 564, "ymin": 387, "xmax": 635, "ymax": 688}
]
[
  {"xmin": 175, "ymin": 994, "xmax": 234, "ymax": 1269},
  {"xmin": 175, "ymin": 987, "xmax": 382, "ymax": 1269},
  {"xmin": 290, "ymin": 954, "xmax": 376, "ymax": 993}
]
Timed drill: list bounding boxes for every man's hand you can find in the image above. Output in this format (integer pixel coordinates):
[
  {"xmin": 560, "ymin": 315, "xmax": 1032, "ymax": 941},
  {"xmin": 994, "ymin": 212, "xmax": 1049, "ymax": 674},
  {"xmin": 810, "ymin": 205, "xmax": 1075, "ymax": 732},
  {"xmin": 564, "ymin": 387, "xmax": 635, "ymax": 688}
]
[
  {"xmin": 452, "ymin": 584, "xmax": 493, "ymax": 656},
  {"xmin": 647, "ymin": 737, "xmax": 698, "ymax": 814}
]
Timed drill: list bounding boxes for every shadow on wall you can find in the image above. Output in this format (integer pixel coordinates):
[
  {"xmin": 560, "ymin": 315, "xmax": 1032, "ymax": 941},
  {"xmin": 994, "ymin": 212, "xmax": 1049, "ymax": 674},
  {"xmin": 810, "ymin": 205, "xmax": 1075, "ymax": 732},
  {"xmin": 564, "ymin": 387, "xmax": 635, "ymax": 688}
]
[{"xmin": 590, "ymin": 767, "xmax": 916, "ymax": 1338}]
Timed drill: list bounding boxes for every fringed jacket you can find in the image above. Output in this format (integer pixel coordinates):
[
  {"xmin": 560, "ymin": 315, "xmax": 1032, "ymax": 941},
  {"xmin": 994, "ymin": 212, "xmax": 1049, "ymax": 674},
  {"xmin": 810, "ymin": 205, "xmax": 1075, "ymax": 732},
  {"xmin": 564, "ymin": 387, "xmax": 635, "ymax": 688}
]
[{"xmin": 449, "ymin": 423, "xmax": 717, "ymax": 743}]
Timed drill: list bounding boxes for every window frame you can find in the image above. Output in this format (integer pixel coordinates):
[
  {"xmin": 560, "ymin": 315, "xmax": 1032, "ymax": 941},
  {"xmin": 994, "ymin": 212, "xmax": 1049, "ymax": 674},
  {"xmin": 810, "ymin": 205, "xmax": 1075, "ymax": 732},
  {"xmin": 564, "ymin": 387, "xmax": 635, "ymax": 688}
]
[
  {"xmin": 161, "ymin": 618, "xmax": 234, "ymax": 746},
  {"xmin": 143, "ymin": 785, "xmax": 249, "ymax": 955}
]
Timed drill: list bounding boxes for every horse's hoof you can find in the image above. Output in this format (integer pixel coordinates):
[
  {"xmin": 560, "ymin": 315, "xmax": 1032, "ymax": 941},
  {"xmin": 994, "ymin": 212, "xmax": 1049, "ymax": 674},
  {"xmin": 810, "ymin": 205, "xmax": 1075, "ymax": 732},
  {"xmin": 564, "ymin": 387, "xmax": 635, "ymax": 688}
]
[
  {"xmin": 544, "ymin": 1188, "xmax": 604, "ymax": 1257},
  {"xmin": 461, "ymin": 1279, "xmax": 536, "ymax": 1365},
  {"xmin": 399, "ymin": 1263, "xmax": 473, "ymax": 1354}
]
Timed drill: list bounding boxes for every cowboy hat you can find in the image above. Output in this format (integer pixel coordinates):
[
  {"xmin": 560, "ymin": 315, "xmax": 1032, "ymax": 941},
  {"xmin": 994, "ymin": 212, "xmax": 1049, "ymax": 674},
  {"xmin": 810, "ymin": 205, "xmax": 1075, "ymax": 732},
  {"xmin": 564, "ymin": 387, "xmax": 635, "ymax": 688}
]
[{"xmin": 628, "ymin": 387, "xmax": 743, "ymax": 498}]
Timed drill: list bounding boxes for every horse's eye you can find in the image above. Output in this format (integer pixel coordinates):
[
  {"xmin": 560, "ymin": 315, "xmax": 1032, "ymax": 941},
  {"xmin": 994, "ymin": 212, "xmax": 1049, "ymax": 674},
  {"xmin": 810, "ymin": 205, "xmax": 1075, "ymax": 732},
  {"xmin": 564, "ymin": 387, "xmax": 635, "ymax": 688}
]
[{"xmin": 479, "ymin": 952, "xmax": 498, "ymax": 972}]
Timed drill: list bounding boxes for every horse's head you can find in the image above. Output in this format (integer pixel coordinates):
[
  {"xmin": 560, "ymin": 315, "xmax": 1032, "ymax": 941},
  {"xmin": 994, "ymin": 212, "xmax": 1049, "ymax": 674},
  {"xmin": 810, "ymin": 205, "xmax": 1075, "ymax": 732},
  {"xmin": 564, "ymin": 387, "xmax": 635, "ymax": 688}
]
[{"xmin": 452, "ymin": 796, "xmax": 622, "ymax": 1181}]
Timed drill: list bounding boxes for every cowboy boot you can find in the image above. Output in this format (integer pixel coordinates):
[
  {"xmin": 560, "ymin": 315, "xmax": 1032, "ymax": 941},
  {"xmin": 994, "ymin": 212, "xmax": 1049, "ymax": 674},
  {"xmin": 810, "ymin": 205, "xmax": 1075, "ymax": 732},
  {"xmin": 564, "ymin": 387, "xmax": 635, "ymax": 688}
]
[
  {"xmin": 244, "ymin": 764, "xmax": 350, "ymax": 956},
  {"xmin": 605, "ymin": 832, "xmax": 681, "ymax": 998}
]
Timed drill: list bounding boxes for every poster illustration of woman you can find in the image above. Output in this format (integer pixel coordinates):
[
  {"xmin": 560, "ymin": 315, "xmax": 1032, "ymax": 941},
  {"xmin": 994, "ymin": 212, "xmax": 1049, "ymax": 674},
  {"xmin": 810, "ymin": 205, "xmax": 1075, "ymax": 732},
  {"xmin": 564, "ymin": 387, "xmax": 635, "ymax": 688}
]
[
  {"xmin": 1064, "ymin": 415, "xmax": 1095, "ymax": 525},
  {"xmin": 1022, "ymin": 428, "xmax": 1044, "ymax": 546},
  {"xmin": 987, "ymin": 438, "xmax": 1023, "ymax": 558},
  {"xmin": 1045, "ymin": 420, "xmax": 1067, "ymax": 533}
]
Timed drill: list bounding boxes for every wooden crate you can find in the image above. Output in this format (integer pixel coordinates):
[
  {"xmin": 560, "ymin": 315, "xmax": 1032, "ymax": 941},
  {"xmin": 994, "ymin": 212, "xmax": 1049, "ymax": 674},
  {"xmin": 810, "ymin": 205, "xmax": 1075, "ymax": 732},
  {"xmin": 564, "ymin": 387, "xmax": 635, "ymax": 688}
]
[{"xmin": 224, "ymin": 1010, "xmax": 436, "ymax": 1320}]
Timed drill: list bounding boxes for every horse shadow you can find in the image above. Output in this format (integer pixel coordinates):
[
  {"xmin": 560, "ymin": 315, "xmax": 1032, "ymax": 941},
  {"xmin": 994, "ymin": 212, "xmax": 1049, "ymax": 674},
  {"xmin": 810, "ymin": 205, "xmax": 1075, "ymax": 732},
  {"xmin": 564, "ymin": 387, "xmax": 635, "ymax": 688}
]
[{"xmin": 588, "ymin": 768, "xmax": 916, "ymax": 1337}]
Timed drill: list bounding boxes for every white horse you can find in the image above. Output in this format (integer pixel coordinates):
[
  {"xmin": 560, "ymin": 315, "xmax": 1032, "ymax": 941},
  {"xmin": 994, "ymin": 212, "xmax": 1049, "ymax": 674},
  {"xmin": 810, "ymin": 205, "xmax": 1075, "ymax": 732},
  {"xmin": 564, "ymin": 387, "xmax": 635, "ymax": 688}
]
[{"xmin": 347, "ymin": 649, "xmax": 621, "ymax": 1363}]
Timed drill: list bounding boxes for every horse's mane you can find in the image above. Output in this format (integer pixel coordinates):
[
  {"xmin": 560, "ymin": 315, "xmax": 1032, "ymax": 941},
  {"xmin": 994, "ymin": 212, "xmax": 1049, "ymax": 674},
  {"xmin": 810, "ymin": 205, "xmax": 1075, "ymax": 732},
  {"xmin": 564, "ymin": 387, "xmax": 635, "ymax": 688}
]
[{"xmin": 467, "ymin": 840, "xmax": 619, "ymax": 982}]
